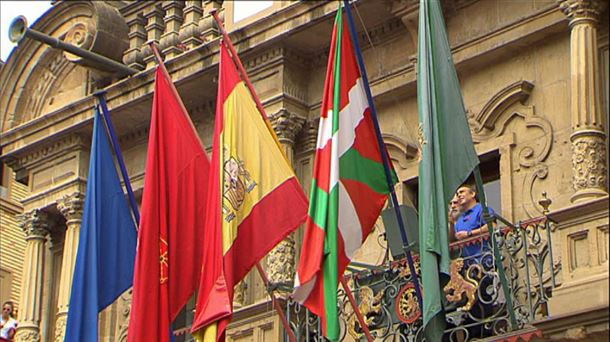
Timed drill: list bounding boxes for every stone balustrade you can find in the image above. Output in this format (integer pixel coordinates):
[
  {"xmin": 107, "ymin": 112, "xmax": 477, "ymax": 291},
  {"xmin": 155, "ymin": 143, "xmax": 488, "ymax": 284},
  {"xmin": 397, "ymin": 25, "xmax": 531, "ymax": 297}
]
[{"xmin": 120, "ymin": 0, "xmax": 224, "ymax": 70}]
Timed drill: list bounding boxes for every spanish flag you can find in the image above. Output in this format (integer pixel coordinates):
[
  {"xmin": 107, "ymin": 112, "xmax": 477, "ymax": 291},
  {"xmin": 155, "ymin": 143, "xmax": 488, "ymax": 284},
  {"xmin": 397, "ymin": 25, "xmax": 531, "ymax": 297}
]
[{"xmin": 191, "ymin": 42, "xmax": 308, "ymax": 341}]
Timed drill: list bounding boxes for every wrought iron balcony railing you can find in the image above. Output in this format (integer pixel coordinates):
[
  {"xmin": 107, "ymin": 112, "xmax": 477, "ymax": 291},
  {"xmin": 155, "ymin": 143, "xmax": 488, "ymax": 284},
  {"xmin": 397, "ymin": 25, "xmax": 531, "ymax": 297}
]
[{"xmin": 285, "ymin": 213, "xmax": 558, "ymax": 341}]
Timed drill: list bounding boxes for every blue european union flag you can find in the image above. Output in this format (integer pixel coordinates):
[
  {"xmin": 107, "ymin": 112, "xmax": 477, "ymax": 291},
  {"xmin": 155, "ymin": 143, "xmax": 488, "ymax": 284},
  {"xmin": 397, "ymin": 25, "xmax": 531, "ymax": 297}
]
[{"xmin": 64, "ymin": 107, "xmax": 137, "ymax": 341}]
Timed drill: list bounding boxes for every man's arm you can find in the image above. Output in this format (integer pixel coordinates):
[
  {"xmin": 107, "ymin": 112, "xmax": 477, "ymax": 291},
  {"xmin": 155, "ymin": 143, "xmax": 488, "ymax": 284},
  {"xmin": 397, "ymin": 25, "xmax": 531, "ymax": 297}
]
[{"xmin": 472, "ymin": 223, "xmax": 490, "ymax": 236}]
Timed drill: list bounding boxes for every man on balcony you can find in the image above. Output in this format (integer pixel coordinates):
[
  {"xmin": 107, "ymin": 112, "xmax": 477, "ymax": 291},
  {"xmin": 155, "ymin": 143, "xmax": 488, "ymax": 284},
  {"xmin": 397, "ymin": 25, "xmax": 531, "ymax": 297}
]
[{"xmin": 454, "ymin": 184, "xmax": 495, "ymax": 258}]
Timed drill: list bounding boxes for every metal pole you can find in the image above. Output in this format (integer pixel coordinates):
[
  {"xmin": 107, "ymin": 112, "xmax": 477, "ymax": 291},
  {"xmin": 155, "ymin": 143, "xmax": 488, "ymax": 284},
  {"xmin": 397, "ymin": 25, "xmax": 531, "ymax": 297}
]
[
  {"xmin": 148, "ymin": 42, "xmax": 209, "ymax": 155},
  {"xmin": 255, "ymin": 264, "xmax": 298, "ymax": 342},
  {"xmin": 94, "ymin": 93, "xmax": 141, "ymax": 227},
  {"xmin": 340, "ymin": 278, "xmax": 374, "ymax": 342},
  {"xmin": 9, "ymin": 16, "xmax": 137, "ymax": 76},
  {"xmin": 343, "ymin": 0, "xmax": 423, "ymax": 310}
]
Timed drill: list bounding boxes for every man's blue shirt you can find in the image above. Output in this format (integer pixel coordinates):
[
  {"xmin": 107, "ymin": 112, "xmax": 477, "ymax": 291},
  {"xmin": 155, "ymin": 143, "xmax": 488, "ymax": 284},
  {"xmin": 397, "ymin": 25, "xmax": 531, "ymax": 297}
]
[{"xmin": 455, "ymin": 203, "xmax": 495, "ymax": 258}]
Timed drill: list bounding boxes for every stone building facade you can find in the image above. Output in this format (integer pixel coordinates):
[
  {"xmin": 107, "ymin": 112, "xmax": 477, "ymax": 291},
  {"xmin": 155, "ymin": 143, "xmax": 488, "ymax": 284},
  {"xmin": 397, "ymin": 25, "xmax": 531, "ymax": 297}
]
[{"xmin": 0, "ymin": 0, "xmax": 608, "ymax": 341}]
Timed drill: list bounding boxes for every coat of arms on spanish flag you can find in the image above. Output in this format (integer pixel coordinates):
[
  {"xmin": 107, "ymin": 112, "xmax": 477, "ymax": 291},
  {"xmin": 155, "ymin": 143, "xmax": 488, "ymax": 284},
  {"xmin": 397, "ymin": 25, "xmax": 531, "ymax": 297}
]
[{"xmin": 191, "ymin": 41, "xmax": 309, "ymax": 341}]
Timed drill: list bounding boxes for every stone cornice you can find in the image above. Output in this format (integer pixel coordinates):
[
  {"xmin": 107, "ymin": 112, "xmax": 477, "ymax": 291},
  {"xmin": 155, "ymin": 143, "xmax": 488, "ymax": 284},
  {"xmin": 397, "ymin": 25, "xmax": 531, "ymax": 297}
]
[
  {"xmin": 310, "ymin": 16, "xmax": 405, "ymax": 68},
  {"xmin": 118, "ymin": 125, "xmax": 150, "ymax": 149},
  {"xmin": 3, "ymin": 133, "xmax": 88, "ymax": 172},
  {"xmin": 547, "ymin": 196, "xmax": 609, "ymax": 224},
  {"xmin": 21, "ymin": 178, "xmax": 87, "ymax": 211},
  {"xmin": 119, "ymin": 1, "xmax": 150, "ymax": 18}
]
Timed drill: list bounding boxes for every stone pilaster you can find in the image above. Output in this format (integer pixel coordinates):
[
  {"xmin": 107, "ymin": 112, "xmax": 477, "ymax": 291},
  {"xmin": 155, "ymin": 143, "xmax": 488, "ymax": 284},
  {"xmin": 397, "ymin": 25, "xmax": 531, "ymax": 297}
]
[
  {"xmin": 266, "ymin": 109, "xmax": 306, "ymax": 286},
  {"xmin": 53, "ymin": 193, "xmax": 85, "ymax": 342},
  {"xmin": 558, "ymin": 0, "xmax": 609, "ymax": 202},
  {"xmin": 15, "ymin": 210, "xmax": 50, "ymax": 342}
]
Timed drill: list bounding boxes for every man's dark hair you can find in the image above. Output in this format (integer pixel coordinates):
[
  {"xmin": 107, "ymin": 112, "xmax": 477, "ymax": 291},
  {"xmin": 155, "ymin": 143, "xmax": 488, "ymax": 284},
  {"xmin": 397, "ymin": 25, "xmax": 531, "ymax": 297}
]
[{"xmin": 459, "ymin": 184, "xmax": 479, "ymax": 202}]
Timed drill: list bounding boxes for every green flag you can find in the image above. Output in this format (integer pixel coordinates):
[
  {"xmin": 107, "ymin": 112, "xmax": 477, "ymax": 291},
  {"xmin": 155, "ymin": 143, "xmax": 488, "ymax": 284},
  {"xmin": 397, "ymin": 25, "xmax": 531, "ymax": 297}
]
[{"xmin": 417, "ymin": 0, "xmax": 480, "ymax": 340}]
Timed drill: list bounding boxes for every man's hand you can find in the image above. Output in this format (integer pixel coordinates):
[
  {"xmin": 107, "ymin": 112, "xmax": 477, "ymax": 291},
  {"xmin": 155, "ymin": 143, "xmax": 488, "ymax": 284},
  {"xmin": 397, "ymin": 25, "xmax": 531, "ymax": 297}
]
[{"xmin": 455, "ymin": 231, "xmax": 469, "ymax": 240}]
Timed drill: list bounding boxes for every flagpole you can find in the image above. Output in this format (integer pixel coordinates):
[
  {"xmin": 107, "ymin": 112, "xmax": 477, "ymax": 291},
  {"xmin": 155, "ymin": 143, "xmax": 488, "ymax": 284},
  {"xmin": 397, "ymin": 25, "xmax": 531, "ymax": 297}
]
[
  {"xmin": 148, "ymin": 42, "xmax": 203, "ymax": 342},
  {"xmin": 209, "ymin": 10, "xmax": 268, "ymax": 121},
  {"xmin": 93, "ymin": 95, "xmax": 141, "ymax": 227},
  {"xmin": 206, "ymin": 13, "xmax": 300, "ymax": 342},
  {"xmin": 342, "ymin": 0, "xmax": 423, "ymax": 308},
  {"xmin": 255, "ymin": 264, "xmax": 298, "ymax": 342},
  {"xmin": 473, "ymin": 166, "xmax": 517, "ymax": 329},
  {"xmin": 208, "ymin": 10, "xmax": 291, "ymax": 167},
  {"xmin": 148, "ymin": 42, "xmax": 209, "ymax": 155},
  {"xmin": 340, "ymin": 278, "xmax": 374, "ymax": 342}
]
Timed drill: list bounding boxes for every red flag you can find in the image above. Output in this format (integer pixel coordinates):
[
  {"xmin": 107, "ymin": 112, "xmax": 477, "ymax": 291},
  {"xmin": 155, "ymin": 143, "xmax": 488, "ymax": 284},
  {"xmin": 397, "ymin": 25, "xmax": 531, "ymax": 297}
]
[
  {"xmin": 191, "ymin": 42, "xmax": 308, "ymax": 341},
  {"xmin": 127, "ymin": 67, "xmax": 210, "ymax": 342}
]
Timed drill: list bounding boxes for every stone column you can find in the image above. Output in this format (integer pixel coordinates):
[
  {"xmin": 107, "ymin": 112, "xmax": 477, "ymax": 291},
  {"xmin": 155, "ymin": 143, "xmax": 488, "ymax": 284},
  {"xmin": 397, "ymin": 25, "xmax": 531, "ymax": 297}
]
[
  {"xmin": 558, "ymin": 0, "xmax": 609, "ymax": 202},
  {"xmin": 53, "ymin": 193, "xmax": 84, "ymax": 342},
  {"xmin": 266, "ymin": 109, "xmax": 306, "ymax": 285},
  {"xmin": 15, "ymin": 210, "xmax": 50, "ymax": 342}
]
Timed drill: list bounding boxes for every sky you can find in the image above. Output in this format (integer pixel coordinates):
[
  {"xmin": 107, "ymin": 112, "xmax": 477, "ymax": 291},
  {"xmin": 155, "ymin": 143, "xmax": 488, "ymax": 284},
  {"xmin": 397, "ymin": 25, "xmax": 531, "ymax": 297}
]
[
  {"xmin": 1, "ymin": 1, "xmax": 52, "ymax": 62},
  {"xmin": 0, "ymin": 1, "xmax": 273, "ymax": 63}
]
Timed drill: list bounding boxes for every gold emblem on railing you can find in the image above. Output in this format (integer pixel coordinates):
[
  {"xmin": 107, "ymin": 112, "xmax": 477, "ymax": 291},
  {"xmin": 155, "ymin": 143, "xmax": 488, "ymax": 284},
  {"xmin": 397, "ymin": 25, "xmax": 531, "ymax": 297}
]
[
  {"xmin": 396, "ymin": 283, "xmax": 421, "ymax": 324},
  {"xmin": 347, "ymin": 286, "xmax": 385, "ymax": 340},
  {"xmin": 444, "ymin": 258, "xmax": 480, "ymax": 311}
]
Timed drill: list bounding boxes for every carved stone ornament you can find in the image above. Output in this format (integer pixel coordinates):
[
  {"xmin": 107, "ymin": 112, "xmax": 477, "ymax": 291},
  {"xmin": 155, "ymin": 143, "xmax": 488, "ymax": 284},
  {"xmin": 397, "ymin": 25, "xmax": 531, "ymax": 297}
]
[
  {"xmin": 266, "ymin": 234, "xmax": 296, "ymax": 285},
  {"xmin": 233, "ymin": 281, "xmax": 247, "ymax": 308},
  {"xmin": 116, "ymin": 289, "xmax": 132, "ymax": 342},
  {"xmin": 571, "ymin": 134, "xmax": 608, "ymax": 193},
  {"xmin": 54, "ymin": 315, "xmax": 67, "ymax": 342},
  {"xmin": 470, "ymin": 82, "xmax": 553, "ymax": 167},
  {"xmin": 1, "ymin": 1, "xmax": 129, "ymax": 130},
  {"xmin": 16, "ymin": 330, "xmax": 41, "ymax": 342},
  {"xmin": 469, "ymin": 81, "xmax": 553, "ymax": 168},
  {"xmin": 296, "ymin": 118, "xmax": 320, "ymax": 155},
  {"xmin": 469, "ymin": 81, "xmax": 554, "ymax": 217},
  {"xmin": 20, "ymin": 209, "xmax": 50, "ymax": 239},
  {"xmin": 558, "ymin": 0, "xmax": 608, "ymax": 25},
  {"xmin": 269, "ymin": 109, "xmax": 306, "ymax": 146},
  {"xmin": 522, "ymin": 164, "xmax": 549, "ymax": 218},
  {"xmin": 57, "ymin": 192, "xmax": 85, "ymax": 222},
  {"xmin": 382, "ymin": 133, "xmax": 418, "ymax": 170}
]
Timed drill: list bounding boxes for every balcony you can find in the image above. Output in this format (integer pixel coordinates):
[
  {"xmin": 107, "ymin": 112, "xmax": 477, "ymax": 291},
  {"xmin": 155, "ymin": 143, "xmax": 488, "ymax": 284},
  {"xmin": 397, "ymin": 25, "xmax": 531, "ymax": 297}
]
[{"xmin": 285, "ymin": 212, "xmax": 558, "ymax": 341}]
